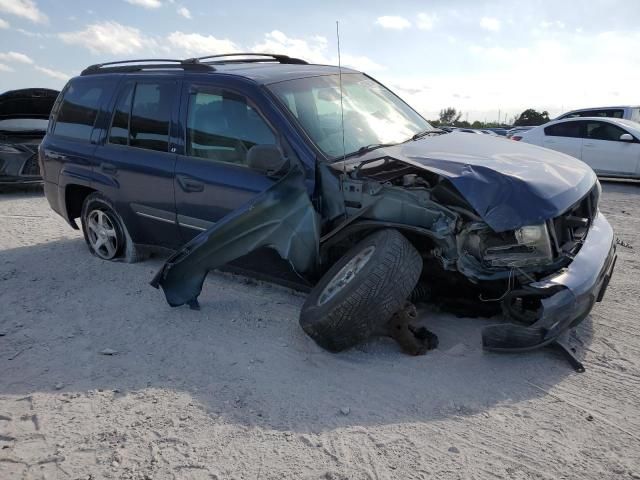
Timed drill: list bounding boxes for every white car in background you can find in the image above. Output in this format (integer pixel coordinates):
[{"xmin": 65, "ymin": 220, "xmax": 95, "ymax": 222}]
[
  {"xmin": 556, "ymin": 105, "xmax": 640, "ymax": 123},
  {"xmin": 518, "ymin": 117, "xmax": 640, "ymax": 178}
]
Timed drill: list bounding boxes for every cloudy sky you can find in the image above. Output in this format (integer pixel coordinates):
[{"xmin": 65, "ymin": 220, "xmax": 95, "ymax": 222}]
[{"xmin": 0, "ymin": 0, "xmax": 638, "ymax": 122}]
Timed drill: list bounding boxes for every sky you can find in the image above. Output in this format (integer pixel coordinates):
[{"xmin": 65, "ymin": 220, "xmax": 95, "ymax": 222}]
[{"xmin": 0, "ymin": 0, "xmax": 639, "ymax": 123}]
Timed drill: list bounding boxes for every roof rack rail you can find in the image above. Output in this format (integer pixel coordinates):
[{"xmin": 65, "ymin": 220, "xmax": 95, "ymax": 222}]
[
  {"xmin": 194, "ymin": 53, "xmax": 308, "ymax": 65},
  {"xmin": 80, "ymin": 58, "xmax": 214, "ymax": 76}
]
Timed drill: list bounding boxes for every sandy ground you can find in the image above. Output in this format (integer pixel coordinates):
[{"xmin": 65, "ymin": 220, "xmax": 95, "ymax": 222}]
[{"xmin": 0, "ymin": 182, "xmax": 639, "ymax": 480}]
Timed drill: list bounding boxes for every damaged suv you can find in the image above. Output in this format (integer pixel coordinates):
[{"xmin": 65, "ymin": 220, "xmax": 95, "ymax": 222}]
[
  {"xmin": 0, "ymin": 88, "xmax": 58, "ymax": 186},
  {"xmin": 40, "ymin": 54, "xmax": 616, "ymax": 359}
]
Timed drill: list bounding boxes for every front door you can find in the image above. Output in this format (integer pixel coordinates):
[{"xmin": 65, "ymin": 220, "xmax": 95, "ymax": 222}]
[
  {"xmin": 174, "ymin": 83, "xmax": 279, "ymax": 241},
  {"xmin": 581, "ymin": 120, "xmax": 640, "ymax": 176}
]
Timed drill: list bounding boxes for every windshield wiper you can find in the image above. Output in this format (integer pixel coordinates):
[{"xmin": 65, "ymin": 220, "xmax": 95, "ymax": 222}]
[
  {"xmin": 408, "ymin": 129, "xmax": 446, "ymax": 142},
  {"xmin": 342, "ymin": 143, "xmax": 397, "ymax": 160}
]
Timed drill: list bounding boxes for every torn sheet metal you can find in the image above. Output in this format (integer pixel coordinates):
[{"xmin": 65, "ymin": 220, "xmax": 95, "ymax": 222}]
[
  {"xmin": 338, "ymin": 132, "xmax": 597, "ymax": 232},
  {"xmin": 151, "ymin": 166, "xmax": 320, "ymax": 307}
]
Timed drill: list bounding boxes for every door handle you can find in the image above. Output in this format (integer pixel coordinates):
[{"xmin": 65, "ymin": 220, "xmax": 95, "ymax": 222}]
[
  {"xmin": 583, "ymin": 143, "xmax": 595, "ymax": 147},
  {"xmin": 101, "ymin": 162, "xmax": 118, "ymax": 174},
  {"xmin": 177, "ymin": 174, "xmax": 204, "ymax": 193}
]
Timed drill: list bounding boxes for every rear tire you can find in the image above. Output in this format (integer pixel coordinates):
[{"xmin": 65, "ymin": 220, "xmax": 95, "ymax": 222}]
[
  {"xmin": 300, "ymin": 229, "xmax": 423, "ymax": 352},
  {"xmin": 80, "ymin": 192, "xmax": 145, "ymax": 263}
]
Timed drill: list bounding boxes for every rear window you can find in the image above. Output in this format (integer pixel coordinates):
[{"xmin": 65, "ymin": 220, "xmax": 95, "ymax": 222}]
[
  {"xmin": 544, "ymin": 121, "xmax": 582, "ymax": 138},
  {"xmin": 53, "ymin": 78, "xmax": 109, "ymax": 141}
]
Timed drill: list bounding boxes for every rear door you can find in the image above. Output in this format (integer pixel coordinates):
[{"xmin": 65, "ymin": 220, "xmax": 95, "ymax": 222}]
[
  {"xmin": 174, "ymin": 81, "xmax": 279, "ymax": 241},
  {"xmin": 92, "ymin": 78, "xmax": 182, "ymax": 247},
  {"xmin": 541, "ymin": 120, "xmax": 583, "ymax": 159},
  {"xmin": 581, "ymin": 120, "xmax": 640, "ymax": 176}
]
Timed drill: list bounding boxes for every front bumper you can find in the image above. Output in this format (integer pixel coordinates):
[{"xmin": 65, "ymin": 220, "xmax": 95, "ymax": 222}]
[
  {"xmin": 0, "ymin": 154, "xmax": 42, "ymax": 185},
  {"xmin": 482, "ymin": 212, "xmax": 616, "ymax": 351}
]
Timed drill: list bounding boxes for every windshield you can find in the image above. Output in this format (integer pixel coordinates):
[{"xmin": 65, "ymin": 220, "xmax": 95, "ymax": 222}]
[
  {"xmin": 269, "ymin": 73, "xmax": 432, "ymax": 159},
  {"xmin": 0, "ymin": 118, "xmax": 49, "ymax": 132}
]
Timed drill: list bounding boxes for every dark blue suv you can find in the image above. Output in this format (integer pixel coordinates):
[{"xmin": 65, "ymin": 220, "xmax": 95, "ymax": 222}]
[{"xmin": 41, "ymin": 53, "xmax": 616, "ymax": 359}]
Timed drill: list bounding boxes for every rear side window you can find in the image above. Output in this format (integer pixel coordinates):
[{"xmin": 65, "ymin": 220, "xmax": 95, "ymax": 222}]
[
  {"xmin": 129, "ymin": 83, "xmax": 173, "ymax": 152},
  {"xmin": 562, "ymin": 109, "xmax": 624, "ymax": 119},
  {"xmin": 108, "ymin": 84, "xmax": 133, "ymax": 145},
  {"xmin": 186, "ymin": 89, "xmax": 276, "ymax": 165},
  {"xmin": 53, "ymin": 79, "xmax": 108, "ymax": 141},
  {"xmin": 544, "ymin": 121, "xmax": 582, "ymax": 138}
]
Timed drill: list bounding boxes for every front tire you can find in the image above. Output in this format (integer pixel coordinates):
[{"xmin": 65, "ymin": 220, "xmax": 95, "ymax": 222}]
[{"xmin": 300, "ymin": 229, "xmax": 423, "ymax": 352}]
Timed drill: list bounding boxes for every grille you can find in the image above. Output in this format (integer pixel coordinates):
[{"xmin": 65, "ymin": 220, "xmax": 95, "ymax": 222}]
[
  {"xmin": 551, "ymin": 184, "xmax": 599, "ymax": 254},
  {"xmin": 20, "ymin": 154, "xmax": 40, "ymax": 176}
]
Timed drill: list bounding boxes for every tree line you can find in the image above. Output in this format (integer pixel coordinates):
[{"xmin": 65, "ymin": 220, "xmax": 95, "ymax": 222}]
[{"xmin": 431, "ymin": 107, "xmax": 551, "ymax": 128}]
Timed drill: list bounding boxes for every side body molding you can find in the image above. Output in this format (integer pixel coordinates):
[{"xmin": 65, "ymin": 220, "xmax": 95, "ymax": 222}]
[{"xmin": 151, "ymin": 166, "xmax": 320, "ymax": 308}]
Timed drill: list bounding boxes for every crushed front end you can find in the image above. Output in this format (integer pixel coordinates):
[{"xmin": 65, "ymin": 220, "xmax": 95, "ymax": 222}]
[{"xmin": 337, "ymin": 154, "xmax": 616, "ymax": 356}]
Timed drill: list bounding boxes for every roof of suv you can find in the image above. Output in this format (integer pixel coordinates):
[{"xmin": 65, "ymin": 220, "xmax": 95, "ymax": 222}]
[
  {"xmin": 80, "ymin": 54, "xmax": 360, "ymax": 85},
  {"xmin": 212, "ymin": 63, "xmax": 359, "ymax": 84}
]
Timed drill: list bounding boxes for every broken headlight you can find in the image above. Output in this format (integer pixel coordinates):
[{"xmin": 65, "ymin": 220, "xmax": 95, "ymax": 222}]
[{"xmin": 465, "ymin": 223, "xmax": 554, "ymax": 268}]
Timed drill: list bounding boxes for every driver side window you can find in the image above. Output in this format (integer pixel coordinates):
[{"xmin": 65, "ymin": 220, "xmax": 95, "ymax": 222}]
[
  {"xmin": 585, "ymin": 121, "xmax": 629, "ymax": 142},
  {"xmin": 186, "ymin": 89, "xmax": 276, "ymax": 166}
]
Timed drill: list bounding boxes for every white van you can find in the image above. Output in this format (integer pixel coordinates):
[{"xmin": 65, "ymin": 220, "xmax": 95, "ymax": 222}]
[{"xmin": 557, "ymin": 106, "xmax": 640, "ymax": 123}]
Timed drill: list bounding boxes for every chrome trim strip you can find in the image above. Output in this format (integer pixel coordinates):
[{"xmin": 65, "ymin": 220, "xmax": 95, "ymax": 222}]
[
  {"xmin": 131, "ymin": 203, "xmax": 176, "ymax": 224},
  {"xmin": 136, "ymin": 212, "xmax": 176, "ymax": 224},
  {"xmin": 177, "ymin": 214, "xmax": 215, "ymax": 231}
]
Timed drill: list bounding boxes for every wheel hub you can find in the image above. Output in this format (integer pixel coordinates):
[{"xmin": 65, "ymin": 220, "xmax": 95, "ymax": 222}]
[
  {"xmin": 318, "ymin": 246, "xmax": 375, "ymax": 306},
  {"xmin": 87, "ymin": 209, "xmax": 118, "ymax": 260}
]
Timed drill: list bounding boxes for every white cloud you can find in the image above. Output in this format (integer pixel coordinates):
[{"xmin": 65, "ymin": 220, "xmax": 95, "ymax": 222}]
[
  {"xmin": 339, "ymin": 54, "xmax": 384, "ymax": 72},
  {"xmin": 375, "ymin": 16, "xmax": 411, "ymax": 30},
  {"xmin": 0, "ymin": 0, "xmax": 47, "ymax": 24},
  {"xmin": 124, "ymin": 0, "xmax": 161, "ymax": 8},
  {"xmin": 540, "ymin": 20, "xmax": 565, "ymax": 29},
  {"xmin": 16, "ymin": 27, "xmax": 44, "ymax": 37},
  {"xmin": 417, "ymin": 13, "xmax": 437, "ymax": 31},
  {"xmin": 0, "ymin": 51, "xmax": 34, "ymax": 64},
  {"xmin": 0, "ymin": 63, "xmax": 14, "ymax": 72},
  {"xmin": 408, "ymin": 30, "xmax": 640, "ymax": 120},
  {"xmin": 252, "ymin": 30, "xmax": 384, "ymax": 71},
  {"xmin": 35, "ymin": 65, "xmax": 69, "ymax": 81},
  {"xmin": 479, "ymin": 16, "xmax": 501, "ymax": 32},
  {"xmin": 59, "ymin": 22, "xmax": 157, "ymax": 55},
  {"xmin": 176, "ymin": 7, "xmax": 192, "ymax": 20},
  {"xmin": 253, "ymin": 30, "xmax": 328, "ymax": 64},
  {"xmin": 167, "ymin": 31, "xmax": 239, "ymax": 56},
  {"xmin": 0, "ymin": 17, "xmax": 9, "ymax": 28},
  {"xmin": 177, "ymin": 6, "xmax": 191, "ymax": 19}
]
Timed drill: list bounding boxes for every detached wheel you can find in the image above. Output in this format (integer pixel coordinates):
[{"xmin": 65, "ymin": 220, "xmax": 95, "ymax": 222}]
[
  {"xmin": 81, "ymin": 192, "xmax": 144, "ymax": 262},
  {"xmin": 300, "ymin": 229, "xmax": 423, "ymax": 352}
]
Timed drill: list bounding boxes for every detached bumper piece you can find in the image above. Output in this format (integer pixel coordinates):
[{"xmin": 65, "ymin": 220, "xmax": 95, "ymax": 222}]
[{"xmin": 482, "ymin": 213, "xmax": 616, "ymax": 371}]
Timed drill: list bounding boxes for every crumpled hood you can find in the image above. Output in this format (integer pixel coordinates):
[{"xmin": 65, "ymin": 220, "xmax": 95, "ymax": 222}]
[{"xmin": 368, "ymin": 132, "xmax": 597, "ymax": 232}]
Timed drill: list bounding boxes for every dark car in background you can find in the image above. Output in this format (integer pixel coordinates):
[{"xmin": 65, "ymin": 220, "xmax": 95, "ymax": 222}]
[
  {"xmin": 0, "ymin": 88, "xmax": 59, "ymax": 186},
  {"xmin": 39, "ymin": 54, "xmax": 616, "ymax": 360}
]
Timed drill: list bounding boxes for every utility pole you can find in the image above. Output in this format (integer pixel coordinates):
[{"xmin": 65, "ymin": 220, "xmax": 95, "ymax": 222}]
[{"xmin": 498, "ymin": 109, "xmax": 500, "ymax": 125}]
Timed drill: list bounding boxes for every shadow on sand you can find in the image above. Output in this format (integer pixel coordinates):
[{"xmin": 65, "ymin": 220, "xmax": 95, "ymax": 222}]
[{"xmin": 0, "ymin": 233, "xmax": 591, "ymax": 433}]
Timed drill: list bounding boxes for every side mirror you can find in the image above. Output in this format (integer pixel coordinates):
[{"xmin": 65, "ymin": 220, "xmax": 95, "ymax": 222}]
[
  {"xmin": 247, "ymin": 144, "xmax": 289, "ymax": 176},
  {"xmin": 619, "ymin": 133, "xmax": 634, "ymax": 142}
]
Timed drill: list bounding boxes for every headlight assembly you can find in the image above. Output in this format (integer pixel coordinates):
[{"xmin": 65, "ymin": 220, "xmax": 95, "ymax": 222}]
[{"xmin": 464, "ymin": 223, "xmax": 554, "ymax": 268}]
